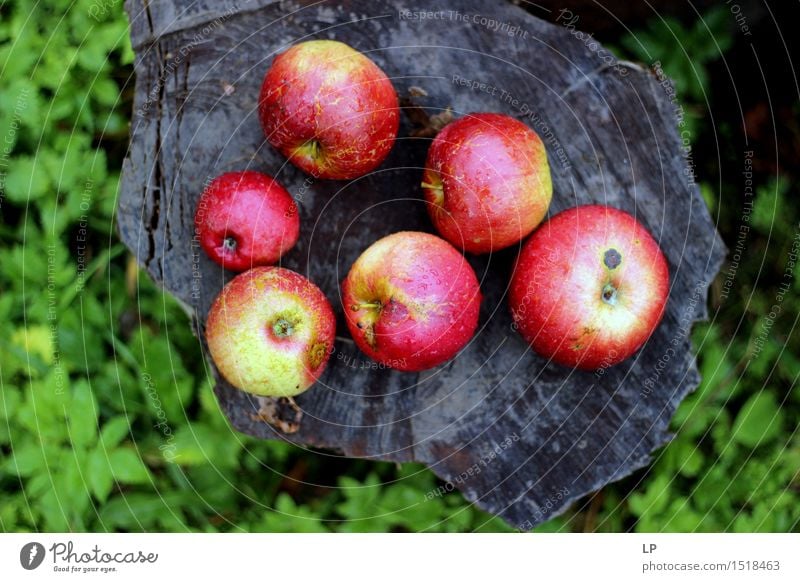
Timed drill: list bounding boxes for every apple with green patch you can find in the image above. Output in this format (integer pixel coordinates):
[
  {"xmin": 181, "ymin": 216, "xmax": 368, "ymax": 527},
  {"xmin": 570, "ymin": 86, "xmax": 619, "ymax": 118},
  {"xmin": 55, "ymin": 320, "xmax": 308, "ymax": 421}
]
[
  {"xmin": 195, "ymin": 171, "xmax": 299, "ymax": 272},
  {"xmin": 509, "ymin": 205, "xmax": 669, "ymax": 370},
  {"xmin": 206, "ymin": 267, "xmax": 335, "ymax": 397},
  {"xmin": 421, "ymin": 112, "xmax": 552, "ymax": 254},
  {"xmin": 259, "ymin": 40, "xmax": 399, "ymax": 180},
  {"xmin": 342, "ymin": 231, "xmax": 482, "ymax": 372}
]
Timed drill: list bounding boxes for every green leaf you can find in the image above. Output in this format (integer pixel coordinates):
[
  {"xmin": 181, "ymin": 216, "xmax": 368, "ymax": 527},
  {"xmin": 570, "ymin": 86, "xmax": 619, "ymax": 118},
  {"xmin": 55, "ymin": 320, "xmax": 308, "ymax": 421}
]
[
  {"xmin": 68, "ymin": 380, "xmax": 98, "ymax": 448},
  {"xmin": 133, "ymin": 328, "xmax": 192, "ymax": 421},
  {"xmin": 732, "ymin": 392, "xmax": 784, "ymax": 448},
  {"xmin": 679, "ymin": 445, "xmax": 704, "ymax": 477},
  {"xmin": 629, "ymin": 473, "xmax": 671, "ymax": 518},
  {"xmin": 98, "ymin": 493, "xmax": 182, "ymax": 529},
  {"xmin": 77, "ymin": 36, "xmax": 110, "ymax": 72},
  {"xmin": 11, "ymin": 325, "xmax": 53, "ymax": 364},
  {"xmin": 38, "ymin": 488, "xmax": 70, "ymax": 531},
  {"xmin": 752, "ymin": 180, "xmax": 786, "ymax": 232},
  {"xmin": 3, "ymin": 156, "xmax": 50, "ymax": 202},
  {"xmin": 254, "ymin": 494, "xmax": 328, "ymax": 533},
  {"xmin": 18, "ymin": 373, "xmax": 71, "ymax": 443},
  {"xmin": 58, "ymin": 450, "xmax": 92, "ymax": 525},
  {"xmin": 4, "ymin": 443, "xmax": 46, "ymax": 476},
  {"xmin": 99, "ymin": 416, "xmax": 131, "ymax": 449},
  {"xmin": 0, "ymin": 386, "xmax": 21, "ymax": 422},
  {"xmin": 87, "ymin": 447, "xmax": 114, "ymax": 502},
  {"xmin": 700, "ymin": 183, "xmax": 717, "ymax": 214},
  {"xmin": 166, "ymin": 423, "xmax": 241, "ymax": 467},
  {"xmin": 108, "ymin": 448, "xmax": 151, "ymax": 484},
  {"xmin": 336, "ymin": 473, "xmax": 382, "ymax": 521},
  {"xmin": 663, "ymin": 498, "xmax": 706, "ymax": 532},
  {"xmin": 91, "ymin": 77, "xmax": 120, "ymax": 107}
]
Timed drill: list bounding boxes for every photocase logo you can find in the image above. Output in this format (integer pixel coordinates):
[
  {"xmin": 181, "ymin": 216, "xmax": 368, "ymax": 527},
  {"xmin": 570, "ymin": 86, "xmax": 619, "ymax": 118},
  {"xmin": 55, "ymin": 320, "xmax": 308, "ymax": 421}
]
[{"xmin": 20, "ymin": 542, "xmax": 46, "ymax": 570}]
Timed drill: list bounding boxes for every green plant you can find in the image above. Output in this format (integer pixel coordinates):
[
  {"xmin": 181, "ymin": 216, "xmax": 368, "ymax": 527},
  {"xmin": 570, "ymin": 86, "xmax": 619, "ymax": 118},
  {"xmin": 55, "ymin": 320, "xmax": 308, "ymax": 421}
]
[{"xmin": 616, "ymin": 6, "xmax": 733, "ymax": 138}]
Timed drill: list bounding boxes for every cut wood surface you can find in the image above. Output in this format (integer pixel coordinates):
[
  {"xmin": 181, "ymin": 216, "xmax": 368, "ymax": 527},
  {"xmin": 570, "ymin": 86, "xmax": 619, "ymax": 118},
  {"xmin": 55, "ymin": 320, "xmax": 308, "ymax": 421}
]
[{"xmin": 118, "ymin": 0, "xmax": 726, "ymax": 528}]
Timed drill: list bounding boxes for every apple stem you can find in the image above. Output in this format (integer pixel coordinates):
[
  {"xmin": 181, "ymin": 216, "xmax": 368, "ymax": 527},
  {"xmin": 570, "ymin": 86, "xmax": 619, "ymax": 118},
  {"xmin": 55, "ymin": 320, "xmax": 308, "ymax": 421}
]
[
  {"xmin": 601, "ymin": 283, "xmax": 618, "ymax": 306},
  {"xmin": 223, "ymin": 236, "xmax": 237, "ymax": 252},
  {"xmin": 351, "ymin": 300, "xmax": 382, "ymax": 311},
  {"xmin": 272, "ymin": 318, "xmax": 294, "ymax": 337},
  {"xmin": 303, "ymin": 139, "xmax": 323, "ymax": 161},
  {"xmin": 421, "ymin": 172, "xmax": 445, "ymax": 207}
]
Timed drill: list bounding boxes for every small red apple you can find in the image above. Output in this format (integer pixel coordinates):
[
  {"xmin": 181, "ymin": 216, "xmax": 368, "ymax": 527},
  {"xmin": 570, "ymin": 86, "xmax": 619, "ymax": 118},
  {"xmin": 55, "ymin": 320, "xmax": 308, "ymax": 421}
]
[
  {"xmin": 342, "ymin": 231, "xmax": 482, "ymax": 372},
  {"xmin": 206, "ymin": 267, "xmax": 335, "ymax": 397},
  {"xmin": 509, "ymin": 205, "xmax": 669, "ymax": 370},
  {"xmin": 195, "ymin": 171, "xmax": 299, "ymax": 272},
  {"xmin": 259, "ymin": 40, "xmax": 399, "ymax": 180},
  {"xmin": 421, "ymin": 112, "xmax": 552, "ymax": 254}
]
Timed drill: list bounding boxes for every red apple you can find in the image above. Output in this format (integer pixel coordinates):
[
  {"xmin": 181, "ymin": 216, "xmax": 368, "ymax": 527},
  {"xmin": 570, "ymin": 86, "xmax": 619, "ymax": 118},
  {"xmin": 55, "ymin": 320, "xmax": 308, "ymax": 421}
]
[
  {"xmin": 421, "ymin": 112, "xmax": 552, "ymax": 254},
  {"xmin": 509, "ymin": 205, "xmax": 669, "ymax": 370},
  {"xmin": 342, "ymin": 231, "xmax": 482, "ymax": 372},
  {"xmin": 195, "ymin": 171, "xmax": 299, "ymax": 272},
  {"xmin": 258, "ymin": 40, "xmax": 399, "ymax": 180},
  {"xmin": 206, "ymin": 267, "xmax": 335, "ymax": 397}
]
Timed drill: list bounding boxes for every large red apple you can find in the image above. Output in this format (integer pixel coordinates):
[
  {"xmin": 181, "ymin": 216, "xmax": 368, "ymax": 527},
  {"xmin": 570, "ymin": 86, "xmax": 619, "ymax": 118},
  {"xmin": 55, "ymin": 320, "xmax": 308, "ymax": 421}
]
[
  {"xmin": 342, "ymin": 232, "xmax": 482, "ymax": 372},
  {"xmin": 509, "ymin": 205, "xmax": 669, "ymax": 370},
  {"xmin": 421, "ymin": 112, "xmax": 552, "ymax": 254},
  {"xmin": 195, "ymin": 171, "xmax": 299, "ymax": 272},
  {"xmin": 259, "ymin": 40, "xmax": 399, "ymax": 180},
  {"xmin": 206, "ymin": 267, "xmax": 335, "ymax": 397}
]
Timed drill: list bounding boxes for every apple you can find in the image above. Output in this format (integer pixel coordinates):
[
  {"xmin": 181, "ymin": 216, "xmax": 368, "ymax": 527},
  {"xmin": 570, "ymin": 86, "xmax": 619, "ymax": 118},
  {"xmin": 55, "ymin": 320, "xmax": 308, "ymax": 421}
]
[
  {"xmin": 206, "ymin": 267, "xmax": 336, "ymax": 397},
  {"xmin": 342, "ymin": 231, "xmax": 482, "ymax": 372},
  {"xmin": 195, "ymin": 171, "xmax": 299, "ymax": 272},
  {"xmin": 509, "ymin": 205, "xmax": 669, "ymax": 370},
  {"xmin": 258, "ymin": 40, "xmax": 399, "ymax": 180},
  {"xmin": 421, "ymin": 112, "xmax": 552, "ymax": 254}
]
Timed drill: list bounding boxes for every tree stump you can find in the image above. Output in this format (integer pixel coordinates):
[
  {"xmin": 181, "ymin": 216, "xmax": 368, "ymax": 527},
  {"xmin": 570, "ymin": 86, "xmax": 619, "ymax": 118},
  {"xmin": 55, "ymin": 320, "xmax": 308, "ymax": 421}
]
[{"xmin": 118, "ymin": 0, "xmax": 726, "ymax": 528}]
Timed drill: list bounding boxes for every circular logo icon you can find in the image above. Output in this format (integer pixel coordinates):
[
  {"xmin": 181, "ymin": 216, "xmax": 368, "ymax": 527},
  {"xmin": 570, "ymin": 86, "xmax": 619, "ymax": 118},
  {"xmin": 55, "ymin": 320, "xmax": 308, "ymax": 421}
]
[{"xmin": 20, "ymin": 542, "xmax": 45, "ymax": 570}]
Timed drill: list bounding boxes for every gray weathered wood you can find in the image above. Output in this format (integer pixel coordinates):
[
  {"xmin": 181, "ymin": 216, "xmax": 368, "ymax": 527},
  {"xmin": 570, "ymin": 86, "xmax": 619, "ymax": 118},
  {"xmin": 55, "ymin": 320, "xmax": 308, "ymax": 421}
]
[{"xmin": 119, "ymin": 0, "xmax": 726, "ymax": 528}]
